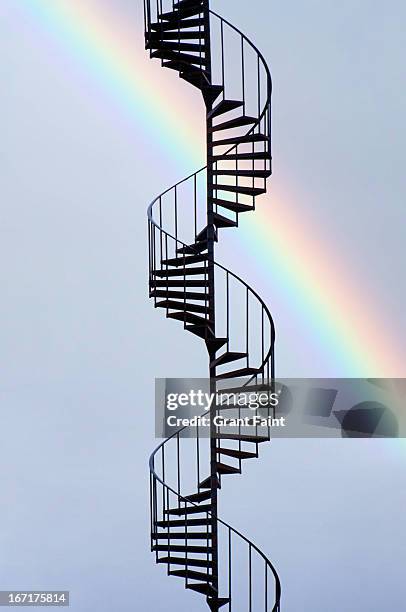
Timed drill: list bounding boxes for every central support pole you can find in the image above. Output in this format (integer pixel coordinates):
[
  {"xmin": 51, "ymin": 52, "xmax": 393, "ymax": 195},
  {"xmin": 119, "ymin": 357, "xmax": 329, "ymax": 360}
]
[{"xmin": 203, "ymin": 0, "xmax": 220, "ymax": 604}]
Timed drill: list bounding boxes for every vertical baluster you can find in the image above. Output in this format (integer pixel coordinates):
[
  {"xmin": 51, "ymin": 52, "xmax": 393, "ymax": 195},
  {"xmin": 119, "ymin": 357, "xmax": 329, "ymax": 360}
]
[
  {"xmin": 196, "ymin": 420, "xmax": 200, "ymax": 490},
  {"xmin": 226, "ymin": 272, "xmax": 230, "ymax": 350},
  {"xmin": 194, "ymin": 173, "xmax": 197, "ymax": 239},
  {"xmin": 261, "ymin": 306, "xmax": 265, "ymax": 380},
  {"xmin": 228, "ymin": 529, "xmax": 232, "ymax": 611},
  {"xmin": 241, "ymin": 35, "xmax": 245, "ymax": 114},
  {"xmin": 221, "ymin": 19, "xmax": 225, "ymax": 96},
  {"xmin": 246, "ymin": 288, "xmax": 249, "ymax": 366},
  {"xmin": 177, "ymin": 432, "xmax": 181, "ymax": 499},
  {"xmin": 165, "ymin": 234, "xmax": 169, "ymax": 315},
  {"xmin": 174, "ymin": 185, "xmax": 178, "ymax": 242},
  {"xmin": 149, "ymin": 472, "xmax": 153, "ymax": 551},
  {"xmin": 159, "ymin": 197, "xmax": 163, "ymax": 265},
  {"xmin": 265, "ymin": 563, "xmax": 268, "ymax": 612},
  {"xmin": 249, "ymin": 544, "xmax": 252, "ymax": 612}
]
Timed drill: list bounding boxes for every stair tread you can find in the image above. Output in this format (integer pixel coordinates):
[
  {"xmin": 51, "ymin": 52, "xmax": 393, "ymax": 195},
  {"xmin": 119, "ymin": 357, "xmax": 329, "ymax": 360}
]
[
  {"xmin": 208, "ymin": 99, "xmax": 244, "ymax": 119},
  {"xmin": 153, "ymin": 545, "xmax": 212, "ymax": 553},
  {"xmin": 158, "ymin": 556, "xmax": 213, "ymax": 568},
  {"xmin": 168, "ymin": 311, "xmax": 213, "ymax": 327},
  {"xmin": 214, "ymin": 184, "xmax": 266, "ymax": 197},
  {"xmin": 185, "ymin": 324, "xmax": 219, "ymax": 342},
  {"xmin": 151, "ymin": 279, "xmax": 209, "ymax": 287},
  {"xmin": 208, "ymin": 597, "xmax": 231, "ymax": 610},
  {"xmin": 213, "ymin": 212, "xmax": 237, "ymax": 228},
  {"xmin": 215, "ymin": 366, "xmax": 260, "ymax": 380},
  {"xmin": 217, "ymin": 447, "xmax": 257, "ymax": 459},
  {"xmin": 216, "ymin": 461, "xmax": 241, "ymax": 475},
  {"xmin": 161, "ymin": 5, "xmax": 204, "ymax": 20},
  {"xmin": 156, "ymin": 300, "xmax": 212, "ymax": 314},
  {"xmin": 156, "ymin": 518, "xmax": 211, "ymax": 528},
  {"xmin": 151, "ymin": 17, "xmax": 205, "ymax": 31},
  {"xmin": 153, "ymin": 532, "xmax": 212, "ymax": 539},
  {"xmin": 215, "ymin": 433, "xmax": 269, "ymax": 443},
  {"xmin": 147, "ymin": 30, "xmax": 205, "ymax": 40},
  {"xmin": 210, "ymin": 198, "xmax": 254, "ymax": 213},
  {"xmin": 152, "ymin": 266, "xmax": 207, "ymax": 277},
  {"xmin": 187, "ymin": 583, "xmax": 218, "ymax": 596},
  {"xmin": 213, "ymin": 133, "xmax": 267, "ymax": 147},
  {"xmin": 161, "ymin": 254, "xmax": 207, "ymax": 266},
  {"xmin": 150, "ymin": 290, "xmax": 209, "ymax": 301},
  {"xmin": 186, "ymin": 490, "xmax": 212, "ymax": 503},
  {"xmin": 213, "ymin": 169, "xmax": 271, "ymax": 179},
  {"xmin": 165, "ymin": 503, "xmax": 212, "ymax": 516},
  {"xmin": 146, "ymin": 41, "xmax": 206, "ymax": 53},
  {"xmin": 210, "ymin": 115, "xmax": 257, "ymax": 132},
  {"xmin": 152, "ymin": 49, "xmax": 206, "ymax": 66},
  {"xmin": 211, "ymin": 151, "xmax": 270, "ymax": 161},
  {"xmin": 177, "ymin": 240, "xmax": 208, "ymax": 254},
  {"xmin": 170, "ymin": 569, "xmax": 213, "ymax": 582},
  {"xmin": 211, "ymin": 351, "xmax": 247, "ymax": 368},
  {"xmin": 195, "ymin": 225, "xmax": 218, "ymax": 243},
  {"xmin": 199, "ymin": 475, "xmax": 221, "ymax": 489}
]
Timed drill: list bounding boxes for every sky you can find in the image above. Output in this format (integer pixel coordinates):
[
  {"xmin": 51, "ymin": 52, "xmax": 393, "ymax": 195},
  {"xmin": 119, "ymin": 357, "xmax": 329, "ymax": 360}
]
[{"xmin": 1, "ymin": 1, "xmax": 405, "ymax": 611}]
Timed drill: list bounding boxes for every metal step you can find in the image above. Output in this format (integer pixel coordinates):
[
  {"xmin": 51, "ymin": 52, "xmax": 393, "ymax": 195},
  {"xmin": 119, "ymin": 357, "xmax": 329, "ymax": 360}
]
[
  {"xmin": 150, "ymin": 290, "xmax": 209, "ymax": 301},
  {"xmin": 161, "ymin": 253, "xmax": 207, "ymax": 267},
  {"xmin": 211, "ymin": 151, "xmax": 270, "ymax": 161},
  {"xmin": 176, "ymin": 240, "xmax": 208, "ymax": 254},
  {"xmin": 168, "ymin": 311, "xmax": 213, "ymax": 327},
  {"xmin": 160, "ymin": 5, "xmax": 204, "ymax": 20},
  {"xmin": 214, "ymin": 184, "xmax": 266, "ymax": 197},
  {"xmin": 212, "ymin": 133, "xmax": 267, "ymax": 147},
  {"xmin": 210, "ymin": 198, "xmax": 254, "ymax": 214},
  {"xmin": 157, "ymin": 556, "xmax": 213, "ymax": 568},
  {"xmin": 208, "ymin": 99, "xmax": 244, "ymax": 119},
  {"xmin": 170, "ymin": 569, "xmax": 213, "ymax": 582},
  {"xmin": 180, "ymin": 72, "xmax": 223, "ymax": 105},
  {"xmin": 210, "ymin": 351, "xmax": 247, "ymax": 368},
  {"xmin": 147, "ymin": 30, "xmax": 205, "ymax": 40},
  {"xmin": 195, "ymin": 225, "xmax": 218, "ymax": 242},
  {"xmin": 152, "ymin": 49, "xmax": 206, "ymax": 66},
  {"xmin": 152, "ymin": 532, "xmax": 212, "ymax": 540},
  {"xmin": 216, "ymin": 462, "xmax": 241, "ymax": 475},
  {"xmin": 156, "ymin": 300, "xmax": 212, "ymax": 315},
  {"xmin": 213, "ymin": 169, "xmax": 271, "ymax": 179},
  {"xmin": 215, "ymin": 433, "xmax": 269, "ymax": 443},
  {"xmin": 163, "ymin": 60, "xmax": 205, "ymax": 74},
  {"xmin": 217, "ymin": 382, "xmax": 274, "ymax": 394},
  {"xmin": 217, "ymin": 447, "xmax": 257, "ymax": 460},
  {"xmin": 207, "ymin": 597, "xmax": 231, "ymax": 610},
  {"xmin": 152, "ymin": 266, "xmax": 207, "ymax": 277},
  {"xmin": 210, "ymin": 115, "xmax": 257, "ymax": 132},
  {"xmin": 199, "ymin": 475, "xmax": 221, "ymax": 490},
  {"xmin": 155, "ymin": 518, "xmax": 211, "ymax": 528},
  {"xmin": 215, "ymin": 367, "xmax": 260, "ymax": 380},
  {"xmin": 146, "ymin": 40, "xmax": 206, "ymax": 53},
  {"xmin": 150, "ymin": 279, "xmax": 209, "ymax": 287},
  {"xmin": 150, "ymin": 17, "xmax": 205, "ymax": 31},
  {"xmin": 187, "ymin": 583, "xmax": 218, "ymax": 597},
  {"xmin": 153, "ymin": 545, "xmax": 212, "ymax": 554},
  {"xmin": 185, "ymin": 490, "xmax": 212, "ymax": 503},
  {"xmin": 213, "ymin": 212, "xmax": 237, "ymax": 228},
  {"xmin": 165, "ymin": 504, "xmax": 212, "ymax": 516},
  {"xmin": 174, "ymin": 0, "xmax": 204, "ymax": 8}
]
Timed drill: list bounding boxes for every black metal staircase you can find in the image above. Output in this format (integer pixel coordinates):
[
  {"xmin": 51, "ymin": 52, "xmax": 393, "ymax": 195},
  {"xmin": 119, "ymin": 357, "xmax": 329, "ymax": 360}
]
[{"xmin": 144, "ymin": 1, "xmax": 280, "ymax": 609}]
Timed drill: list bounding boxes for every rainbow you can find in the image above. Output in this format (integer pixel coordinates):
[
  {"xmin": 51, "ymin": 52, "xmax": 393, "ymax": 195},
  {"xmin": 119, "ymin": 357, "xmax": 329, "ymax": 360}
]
[{"xmin": 19, "ymin": 0, "xmax": 405, "ymax": 377}]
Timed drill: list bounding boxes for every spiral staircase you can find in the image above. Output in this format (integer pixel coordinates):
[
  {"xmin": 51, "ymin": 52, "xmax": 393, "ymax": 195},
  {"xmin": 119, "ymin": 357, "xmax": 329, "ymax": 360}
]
[{"xmin": 144, "ymin": 1, "xmax": 281, "ymax": 610}]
